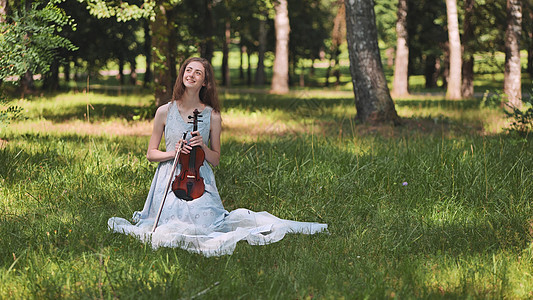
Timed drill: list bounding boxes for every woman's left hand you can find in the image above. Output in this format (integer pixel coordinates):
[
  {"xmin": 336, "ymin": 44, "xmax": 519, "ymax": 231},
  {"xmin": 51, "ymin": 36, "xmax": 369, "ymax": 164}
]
[{"xmin": 182, "ymin": 131, "xmax": 205, "ymax": 154}]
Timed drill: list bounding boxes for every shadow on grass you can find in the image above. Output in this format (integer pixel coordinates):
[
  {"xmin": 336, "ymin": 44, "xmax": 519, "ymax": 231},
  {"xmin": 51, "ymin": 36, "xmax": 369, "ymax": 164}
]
[
  {"xmin": 36, "ymin": 103, "xmax": 155, "ymax": 123},
  {"xmin": 1, "ymin": 104, "xmax": 530, "ymax": 270}
]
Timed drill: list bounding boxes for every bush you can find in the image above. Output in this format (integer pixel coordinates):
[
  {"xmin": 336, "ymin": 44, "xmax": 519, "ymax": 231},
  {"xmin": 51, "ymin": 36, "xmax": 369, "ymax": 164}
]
[
  {"xmin": 505, "ymin": 90, "xmax": 533, "ymax": 136},
  {"xmin": 0, "ymin": 93, "xmax": 23, "ymax": 128}
]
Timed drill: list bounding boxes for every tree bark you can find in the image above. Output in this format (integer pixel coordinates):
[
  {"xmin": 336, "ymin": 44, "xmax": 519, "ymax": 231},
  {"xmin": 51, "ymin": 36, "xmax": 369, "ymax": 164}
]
[
  {"xmin": 392, "ymin": 0, "xmax": 409, "ymax": 97},
  {"xmin": 461, "ymin": 0, "xmax": 475, "ymax": 98},
  {"xmin": 270, "ymin": 0, "xmax": 290, "ymax": 94},
  {"xmin": 504, "ymin": 0, "xmax": 523, "ymax": 107},
  {"xmin": 344, "ymin": 0, "xmax": 400, "ymax": 124},
  {"xmin": 445, "ymin": 0, "xmax": 462, "ymax": 100}
]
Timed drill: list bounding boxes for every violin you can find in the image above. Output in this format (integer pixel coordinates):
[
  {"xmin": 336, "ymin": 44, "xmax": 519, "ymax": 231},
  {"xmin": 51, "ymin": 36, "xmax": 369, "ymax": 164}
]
[{"xmin": 172, "ymin": 109, "xmax": 205, "ymax": 201}]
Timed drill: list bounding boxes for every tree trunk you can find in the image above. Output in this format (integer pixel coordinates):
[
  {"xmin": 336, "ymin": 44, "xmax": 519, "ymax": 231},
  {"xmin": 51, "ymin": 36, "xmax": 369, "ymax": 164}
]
[
  {"xmin": 222, "ymin": 20, "xmax": 231, "ymax": 87},
  {"xmin": 129, "ymin": 58, "xmax": 137, "ymax": 85},
  {"xmin": 247, "ymin": 49, "xmax": 252, "ymax": 86},
  {"xmin": 385, "ymin": 48, "xmax": 394, "ymax": 68},
  {"xmin": 201, "ymin": 0, "xmax": 214, "ymax": 63},
  {"xmin": 523, "ymin": 1, "xmax": 533, "ymax": 77},
  {"xmin": 524, "ymin": 1, "xmax": 532, "ymax": 76},
  {"xmin": 239, "ymin": 44, "xmax": 245, "ymax": 80},
  {"xmin": 461, "ymin": 0, "xmax": 475, "ymax": 98},
  {"xmin": 0, "ymin": 0, "xmax": 8, "ymax": 22},
  {"xmin": 461, "ymin": 58, "xmax": 474, "ymax": 98},
  {"xmin": 118, "ymin": 57, "xmax": 125, "ymax": 86},
  {"xmin": 392, "ymin": 0, "xmax": 409, "ymax": 97},
  {"xmin": 424, "ymin": 55, "xmax": 438, "ymax": 88},
  {"xmin": 42, "ymin": 59, "xmax": 59, "ymax": 91},
  {"xmin": 64, "ymin": 62, "xmax": 71, "ymax": 83},
  {"xmin": 344, "ymin": 0, "xmax": 400, "ymax": 124},
  {"xmin": 331, "ymin": 1, "xmax": 345, "ymax": 88},
  {"xmin": 143, "ymin": 19, "xmax": 152, "ymax": 87},
  {"xmin": 151, "ymin": 2, "xmax": 176, "ymax": 106},
  {"xmin": 20, "ymin": 71, "xmax": 35, "ymax": 97},
  {"xmin": 270, "ymin": 0, "xmax": 290, "ymax": 94},
  {"xmin": 255, "ymin": 13, "xmax": 267, "ymax": 86},
  {"xmin": 504, "ymin": 0, "xmax": 523, "ymax": 107},
  {"xmin": 445, "ymin": 0, "xmax": 462, "ymax": 100},
  {"xmin": 0, "ymin": 0, "xmax": 5, "ymax": 88},
  {"xmin": 527, "ymin": 36, "xmax": 533, "ymax": 78}
]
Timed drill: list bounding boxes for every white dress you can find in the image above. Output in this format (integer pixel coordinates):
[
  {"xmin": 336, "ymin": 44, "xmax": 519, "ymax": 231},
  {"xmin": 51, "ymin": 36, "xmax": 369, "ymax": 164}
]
[{"xmin": 108, "ymin": 102, "xmax": 328, "ymax": 256}]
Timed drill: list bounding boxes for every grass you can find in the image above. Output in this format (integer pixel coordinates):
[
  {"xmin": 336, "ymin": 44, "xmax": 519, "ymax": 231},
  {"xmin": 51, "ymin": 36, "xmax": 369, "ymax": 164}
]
[{"xmin": 1, "ymin": 86, "xmax": 533, "ymax": 299}]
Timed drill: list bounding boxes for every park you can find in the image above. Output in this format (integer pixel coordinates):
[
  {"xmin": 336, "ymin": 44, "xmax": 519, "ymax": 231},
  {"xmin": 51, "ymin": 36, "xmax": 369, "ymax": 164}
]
[{"xmin": 1, "ymin": 0, "xmax": 533, "ymax": 298}]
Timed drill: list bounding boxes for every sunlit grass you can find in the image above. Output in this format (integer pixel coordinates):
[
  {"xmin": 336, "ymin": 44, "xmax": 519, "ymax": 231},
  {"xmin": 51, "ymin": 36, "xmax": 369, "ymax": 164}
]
[{"xmin": 1, "ymin": 88, "xmax": 532, "ymax": 298}]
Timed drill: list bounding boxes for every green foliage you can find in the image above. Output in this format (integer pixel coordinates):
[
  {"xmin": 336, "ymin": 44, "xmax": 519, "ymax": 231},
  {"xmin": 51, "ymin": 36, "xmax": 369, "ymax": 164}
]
[
  {"xmin": 81, "ymin": 0, "xmax": 159, "ymax": 22},
  {"xmin": 375, "ymin": 0, "xmax": 398, "ymax": 48},
  {"xmin": 0, "ymin": 2, "xmax": 77, "ymax": 82},
  {"xmin": 505, "ymin": 91, "xmax": 533, "ymax": 136},
  {"xmin": 480, "ymin": 90, "xmax": 504, "ymax": 108},
  {"xmin": 288, "ymin": 0, "xmax": 333, "ymax": 62},
  {"xmin": 0, "ymin": 94, "xmax": 23, "ymax": 128}
]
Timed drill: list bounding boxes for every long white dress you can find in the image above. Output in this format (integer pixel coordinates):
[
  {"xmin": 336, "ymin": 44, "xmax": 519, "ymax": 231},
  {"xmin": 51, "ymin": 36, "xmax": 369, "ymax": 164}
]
[{"xmin": 108, "ymin": 102, "xmax": 327, "ymax": 256}]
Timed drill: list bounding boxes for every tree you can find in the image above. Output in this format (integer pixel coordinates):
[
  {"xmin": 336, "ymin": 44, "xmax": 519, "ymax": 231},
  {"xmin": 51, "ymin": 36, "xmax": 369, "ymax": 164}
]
[
  {"xmin": 255, "ymin": 9, "xmax": 269, "ymax": 85},
  {"xmin": 0, "ymin": 0, "xmax": 8, "ymax": 23},
  {"xmin": 406, "ymin": 0, "xmax": 447, "ymax": 90},
  {"xmin": 504, "ymin": 0, "xmax": 522, "ymax": 107},
  {"xmin": 288, "ymin": 0, "xmax": 332, "ymax": 86},
  {"xmin": 151, "ymin": 1, "xmax": 178, "ymax": 106},
  {"xmin": 0, "ymin": 2, "xmax": 77, "ymax": 85},
  {"xmin": 326, "ymin": 0, "xmax": 345, "ymax": 87},
  {"xmin": 221, "ymin": 5, "xmax": 231, "ymax": 87},
  {"xmin": 270, "ymin": 0, "xmax": 290, "ymax": 94},
  {"xmin": 445, "ymin": 0, "xmax": 462, "ymax": 100},
  {"xmin": 344, "ymin": 0, "xmax": 400, "ymax": 124},
  {"xmin": 392, "ymin": 0, "xmax": 409, "ymax": 97},
  {"xmin": 461, "ymin": 0, "xmax": 475, "ymax": 98},
  {"xmin": 525, "ymin": 1, "xmax": 533, "ymax": 76}
]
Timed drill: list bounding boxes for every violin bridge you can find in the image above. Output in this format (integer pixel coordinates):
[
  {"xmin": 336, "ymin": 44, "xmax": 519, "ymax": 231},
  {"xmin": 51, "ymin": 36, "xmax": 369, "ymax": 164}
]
[{"xmin": 187, "ymin": 175, "xmax": 195, "ymax": 179}]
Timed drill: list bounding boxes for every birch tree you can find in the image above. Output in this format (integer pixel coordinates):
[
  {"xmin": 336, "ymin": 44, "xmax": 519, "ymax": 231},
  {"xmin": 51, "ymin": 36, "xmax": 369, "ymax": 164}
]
[
  {"xmin": 392, "ymin": 0, "xmax": 409, "ymax": 97},
  {"xmin": 445, "ymin": 0, "xmax": 462, "ymax": 100},
  {"xmin": 461, "ymin": 0, "xmax": 475, "ymax": 98},
  {"xmin": 270, "ymin": 0, "xmax": 290, "ymax": 94},
  {"xmin": 504, "ymin": 0, "xmax": 522, "ymax": 107}
]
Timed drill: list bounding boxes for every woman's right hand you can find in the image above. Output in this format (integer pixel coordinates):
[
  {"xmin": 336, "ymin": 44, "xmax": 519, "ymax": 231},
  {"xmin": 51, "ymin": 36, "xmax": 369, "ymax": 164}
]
[{"xmin": 175, "ymin": 139, "xmax": 187, "ymax": 155}]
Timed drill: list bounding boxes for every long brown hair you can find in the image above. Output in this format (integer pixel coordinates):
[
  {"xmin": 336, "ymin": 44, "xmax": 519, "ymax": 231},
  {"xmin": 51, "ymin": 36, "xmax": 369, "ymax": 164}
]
[{"xmin": 171, "ymin": 57, "xmax": 220, "ymax": 112}]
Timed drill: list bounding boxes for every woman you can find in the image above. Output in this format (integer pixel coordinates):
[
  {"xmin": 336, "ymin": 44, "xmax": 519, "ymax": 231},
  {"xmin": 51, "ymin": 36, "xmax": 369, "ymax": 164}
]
[{"xmin": 108, "ymin": 57, "xmax": 327, "ymax": 256}]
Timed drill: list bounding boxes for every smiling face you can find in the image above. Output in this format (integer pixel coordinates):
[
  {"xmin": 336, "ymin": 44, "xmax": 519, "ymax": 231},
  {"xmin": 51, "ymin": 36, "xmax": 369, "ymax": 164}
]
[
  {"xmin": 183, "ymin": 61, "xmax": 206, "ymax": 89},
  {"xmin": 172, "ymin": 57, "xmax": 220, "ymax": 112}
]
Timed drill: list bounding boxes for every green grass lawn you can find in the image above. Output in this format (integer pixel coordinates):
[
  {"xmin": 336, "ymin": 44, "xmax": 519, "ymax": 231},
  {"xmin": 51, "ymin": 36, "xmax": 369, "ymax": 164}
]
[{"xmin": 1, "ymin": 87, "xmax": 532, "ymax": 298}]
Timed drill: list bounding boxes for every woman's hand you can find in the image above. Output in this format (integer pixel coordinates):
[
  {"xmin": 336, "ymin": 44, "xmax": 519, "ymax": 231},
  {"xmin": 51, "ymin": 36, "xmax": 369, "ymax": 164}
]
[
  {"xmin": 174, "ymin": 139, "xmax": 185, "ymax": 156},
  {"xmin": 181, "ymin": 131, "xmax": 204, "ymax": 154}
]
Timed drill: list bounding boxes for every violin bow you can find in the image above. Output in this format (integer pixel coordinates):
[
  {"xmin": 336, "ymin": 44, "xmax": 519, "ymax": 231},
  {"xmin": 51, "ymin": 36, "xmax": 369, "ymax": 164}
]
[{"xmin": 152, "ymin": 131, "xmax": 188, "ymax": 233}]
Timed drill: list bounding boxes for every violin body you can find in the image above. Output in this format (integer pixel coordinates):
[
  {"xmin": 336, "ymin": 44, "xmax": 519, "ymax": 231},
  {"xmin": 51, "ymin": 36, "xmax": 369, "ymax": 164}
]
[{"xmin": 172, "ymin": 109, "xmax": 206, "ymax": 201}]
